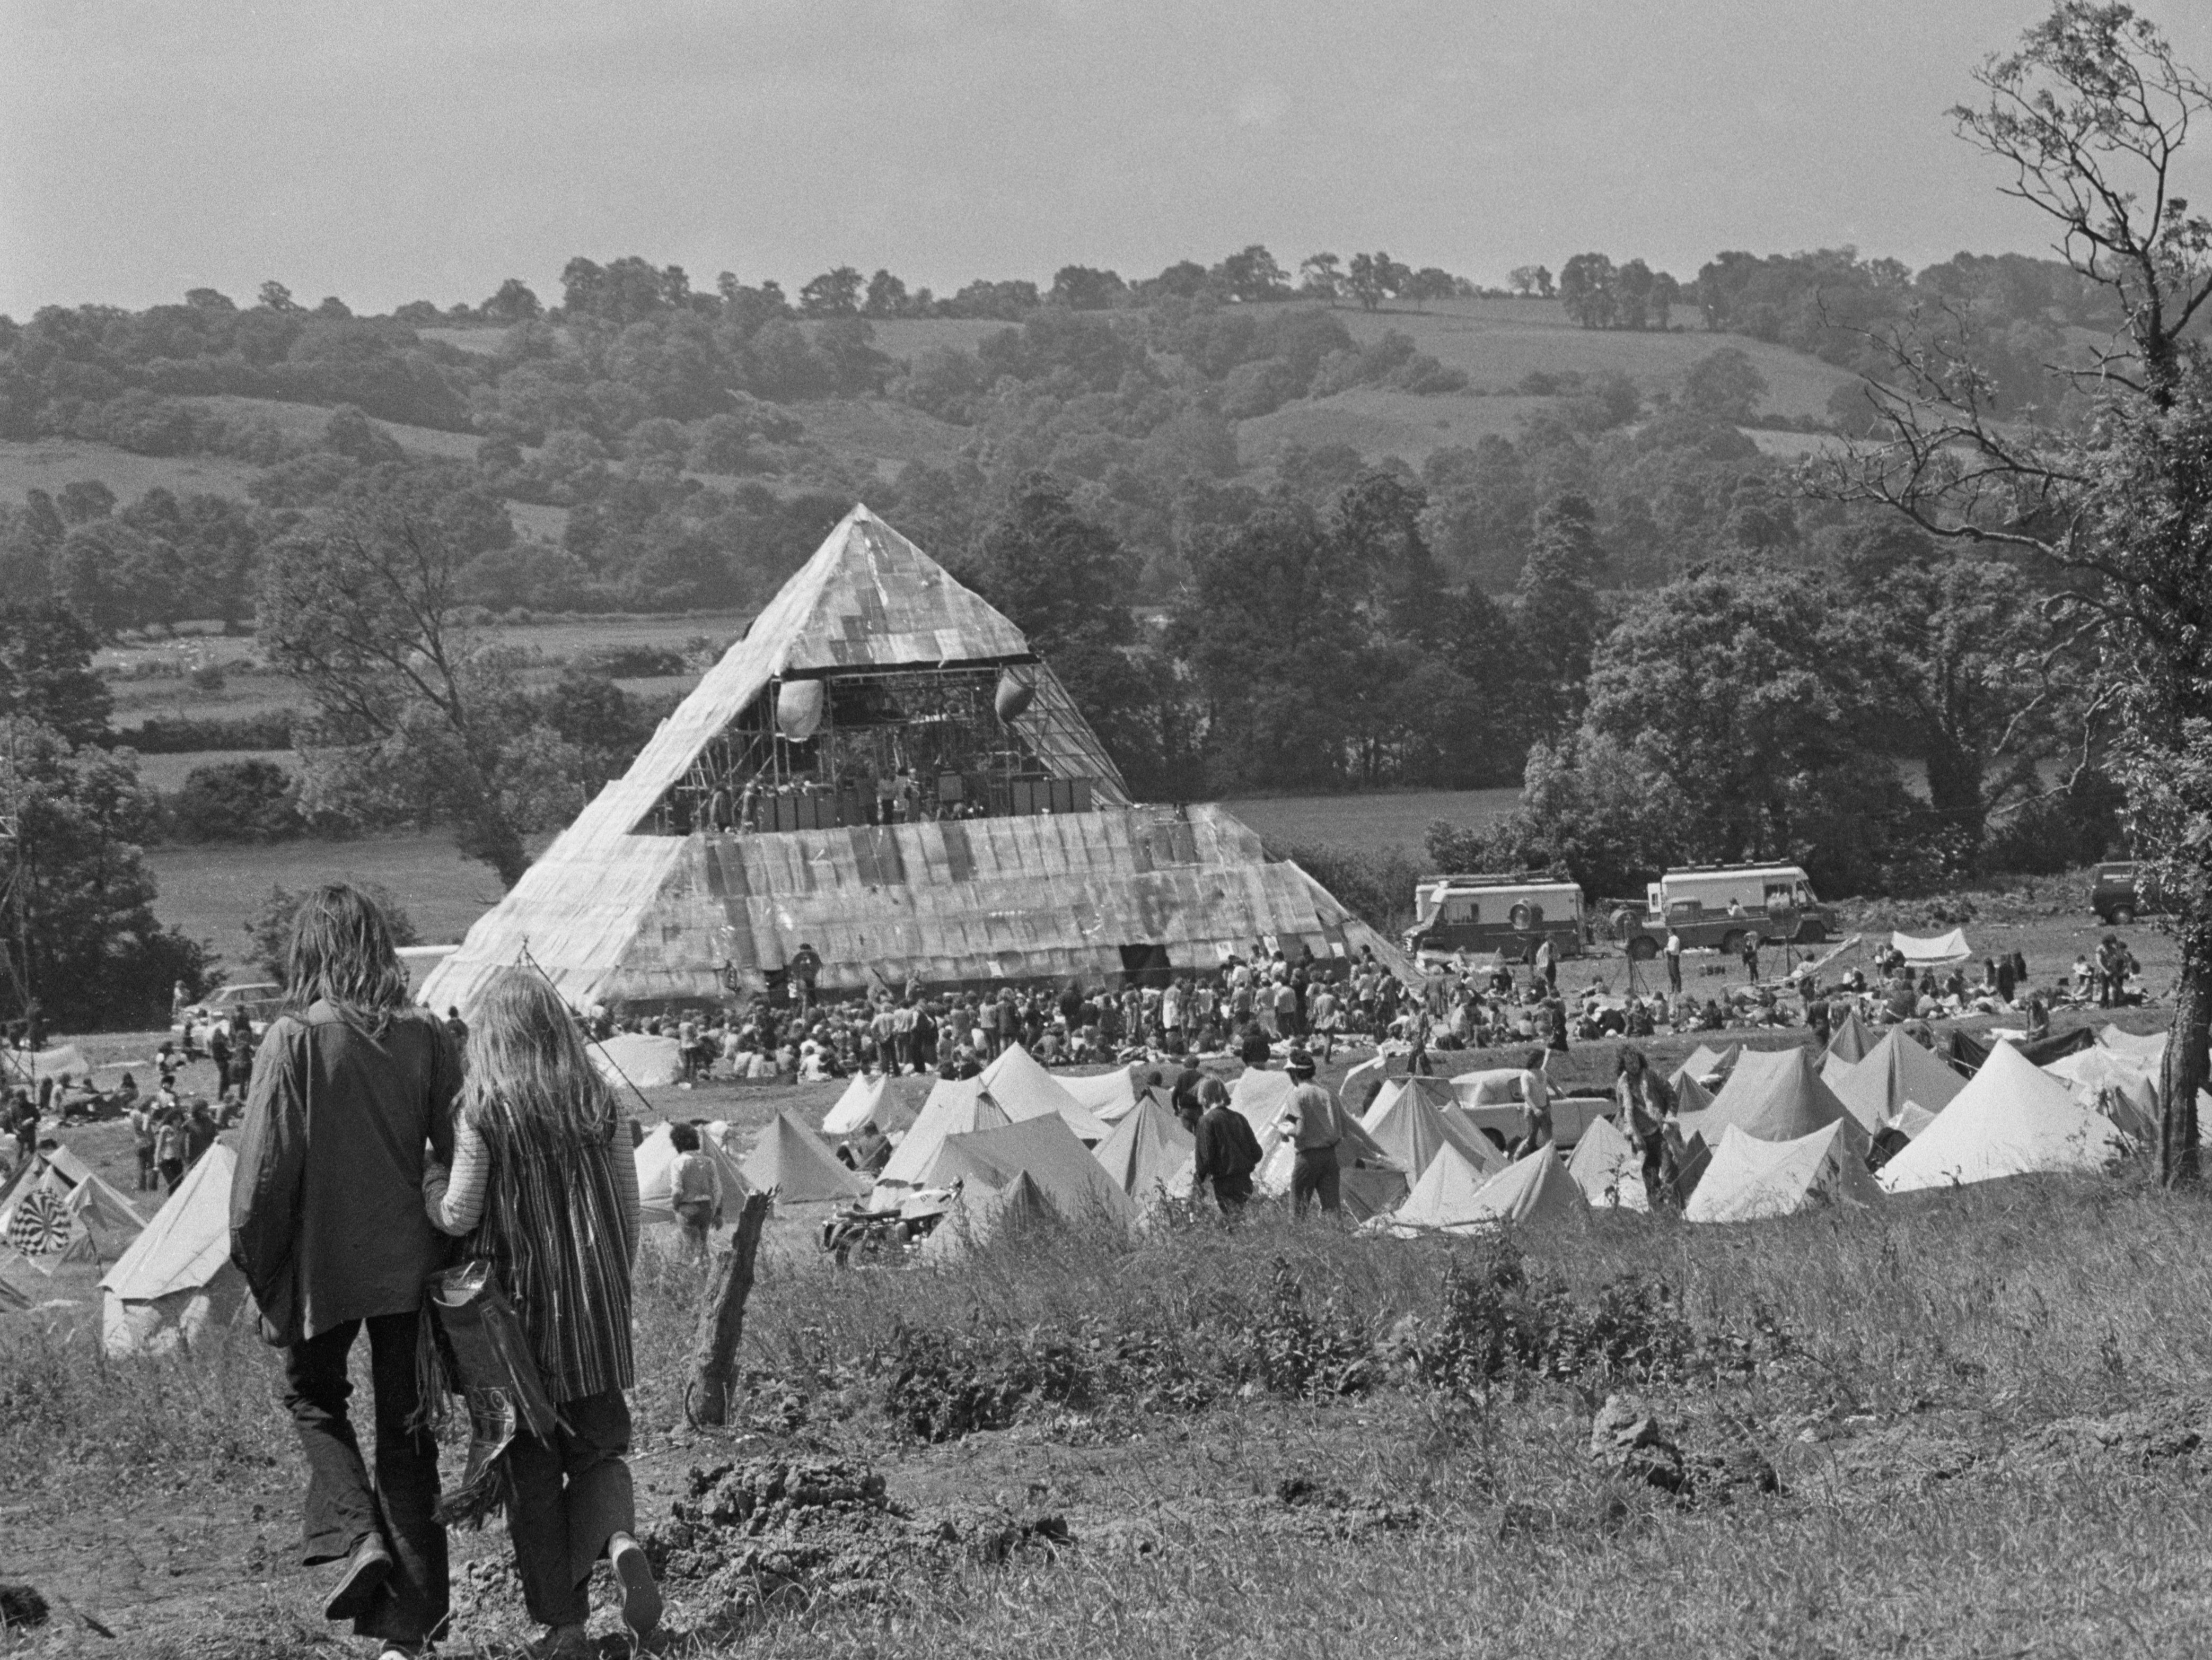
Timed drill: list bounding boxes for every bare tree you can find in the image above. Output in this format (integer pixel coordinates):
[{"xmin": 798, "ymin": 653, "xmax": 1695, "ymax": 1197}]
[{"xmin": 1811, "ymin": 3, "xmax": 2212, "ymax": 1182}]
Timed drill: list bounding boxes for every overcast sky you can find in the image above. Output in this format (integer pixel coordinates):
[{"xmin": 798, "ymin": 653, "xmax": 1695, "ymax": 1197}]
[{"xmin": 6, "ymin": 0, "xmax": 2210, "ymax": 318}]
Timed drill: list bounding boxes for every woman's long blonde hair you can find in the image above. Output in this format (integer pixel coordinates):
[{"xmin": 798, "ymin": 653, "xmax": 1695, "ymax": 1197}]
[{"xmin": 459, "ymin": 967, "xmax": 618, "ymax": 1150}]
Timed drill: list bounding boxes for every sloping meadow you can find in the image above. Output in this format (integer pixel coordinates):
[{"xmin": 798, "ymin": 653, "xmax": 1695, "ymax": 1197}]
[{"xmin": 12, "ymin": 1174, "xmax": 2212, "ymax": 1655}]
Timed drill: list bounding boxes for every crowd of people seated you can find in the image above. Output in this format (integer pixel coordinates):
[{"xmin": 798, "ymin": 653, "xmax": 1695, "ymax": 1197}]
[{"xmin": 578, "ymin": 943, "xmax": 1425, "ymax": 1084}]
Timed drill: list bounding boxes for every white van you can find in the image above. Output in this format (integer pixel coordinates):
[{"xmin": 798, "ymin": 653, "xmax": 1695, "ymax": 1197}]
[{"xmin": 1617, "ymin": 864, "xmax": 1837, "ymax": 957}]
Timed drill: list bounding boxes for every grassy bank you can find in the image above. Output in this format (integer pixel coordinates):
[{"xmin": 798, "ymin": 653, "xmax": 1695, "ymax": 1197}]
[{"xmin": 7, "ymin": 1137, "xmax": 2212, "ymax": 1656}]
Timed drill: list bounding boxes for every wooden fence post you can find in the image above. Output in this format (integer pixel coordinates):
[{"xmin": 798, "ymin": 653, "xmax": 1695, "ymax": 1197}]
[{"xmin": 687, "ymin": 1191, "xmax": 773, "ymax": 1427}]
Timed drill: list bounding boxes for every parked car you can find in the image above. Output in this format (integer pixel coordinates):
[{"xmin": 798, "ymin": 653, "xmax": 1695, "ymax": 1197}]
[
  {"xmin": 173, "ymin": 981, "xmax": 284, "ymax": 1047},
  {"xmin": 1614, "ymin": 864, "xmax": 1839, "ymax": 959},
  {"xmin": 1404, "ymin": 875, "xmax": 1587, "ymax": 965},
  {"xmin": 2092, "ymin": 861, "xmax": 2166, "ymax": 925}
]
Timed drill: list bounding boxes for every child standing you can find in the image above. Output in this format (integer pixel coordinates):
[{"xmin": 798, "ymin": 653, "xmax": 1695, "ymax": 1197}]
[{"xmin": 668, "ymin": 1121, "xmax": 722, "ymax": 1260}]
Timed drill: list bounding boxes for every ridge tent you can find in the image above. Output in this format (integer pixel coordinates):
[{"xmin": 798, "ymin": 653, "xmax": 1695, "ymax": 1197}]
[
  {"xmin": 100, "ymin": 1143, "xmax": 247, "ymax": 1355},
  {"xmin": 0, "ymin": 1044, "xmax": 90, "ymax": 1089},
  {"xmin": 634, "ymin": 1121, "xmax": 752, "ymax": 1226},
  {"xmin": 1091, "ymin": 1096, "xmax": 1196, "ymax": 1203},
  {"xmin": 1888, "ymin": 1102, "xmax": 1939, "ymax": 1141},
  {"xmin": 1567, "ymin": 1115, "xmax": 1648, "ymax": 1211},
  {"xmin": 1060, "ymin": 1067, "xmax": 1141, "ymax": 1123},
  {"xmin": 1681, "ymin": 1046, "xmax": 1861, "ymax": 1148},
  {"xmin": 1880, "ymin": 1041, "xmax": 2133, "ymax": 1193},
  {"xmin": 1362, "ymin": 1081, "xmax": 1504, "ymax": 1181},
  {"xmin": 877, "ymin": 1077, "xmax": 1015, "ymax": 1191},
  {"xmin": 928, "ymin": 1113, "xmax": 1138, "ymax": 1231},
  {"xmin": 1685, "ymin": 1122, "xmax": 1884, "ymax": 1224},
  {"xmin": 1338, "ymin": 1055, "xmax": 1391, "ymax": 1117},
  {"xmin": 821, "ymin": 1071, "xmax": 923, "ymax": 1138},
  {"xmin": 919, "ymin": 1170, "xmax": 1056, "ymax": 1261},
  {"xmin": 1829, "ymin": 1030, "xmax": 1967, "ymax": 1134},
  {"xmin": 1393, "ymin": 1146, "xmax": 1581, "ymax": 1233},
  {"xmin": 743, "ymin": 1109, "xmax": 871, "ymax": 1204},
  {"xmin": 2100, "ymin": 1025, "xmax": 2167, "ymax": 1065},
  {"xmin": 1824, "ymin": 1008, "xmax": 1876, "ymax": 1064},
  {"xmin": 980, "ymin": 1045, "xmax": 1111, "ymax": 1143},
  {"xmin": 1231, "ymin": 1068, "xmax": 1297, "ymax": 1138},
  {"xmin": 1947, "ymin": 1025, "xmax": 2095, "ymax": 1073},
  {"xmin": 1671, "ymin": 1070, "xmax": 1716, "ymax": 1117},
  {"xmin": 590, "ymin": 1033, "xmax": 683, "ymax": 1090},
  {"xmin": 1671, "ymin": 1044, "xmax": 1741, "ymax": 1091},
  {"xmin": 1892, "ymin": 929, "xmax": 1972, "ymax": 966}
]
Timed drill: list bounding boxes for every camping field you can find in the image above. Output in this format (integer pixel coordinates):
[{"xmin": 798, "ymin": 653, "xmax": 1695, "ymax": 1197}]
[{"xmin": 2, "ymin": 991, "xmax": 2205, "ymax": 1659}]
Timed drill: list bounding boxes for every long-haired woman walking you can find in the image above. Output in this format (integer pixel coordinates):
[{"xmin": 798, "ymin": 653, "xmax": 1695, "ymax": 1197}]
[{"xmin": 423, "ymin": 968, "xmax": 660, "ymax": 1653}]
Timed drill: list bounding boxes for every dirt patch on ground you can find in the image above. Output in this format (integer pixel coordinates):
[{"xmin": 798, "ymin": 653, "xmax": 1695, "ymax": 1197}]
[{"xmin": 643, "ymin": 1457, "xmax": 1069, "ymax": 1619}]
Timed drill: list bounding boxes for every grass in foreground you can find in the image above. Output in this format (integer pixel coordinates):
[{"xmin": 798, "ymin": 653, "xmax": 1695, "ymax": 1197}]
[{"xmin": 9, "ymin": 1168, "xmax": 2212, "ymax": 1657}]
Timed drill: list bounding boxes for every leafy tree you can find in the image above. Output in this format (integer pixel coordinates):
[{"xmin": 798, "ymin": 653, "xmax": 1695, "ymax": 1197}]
[
  {"xmin": 1819, "ymin": 1, "xmax": 2212, "ymax": 1180},
  {"xmin": 0, "ymin": 601, "xmax": 110, "ymax": 746},
  {"xmin": 799, "ymin": 267, "xmax": 865, "ymax": 316},
  {"xmin": 1583, "ymin": 568, "xmax": 1860, "ymax": 861},
  {"xmin": 481, "ymin": 278, "xmax": 542, "ymax": 323},
  {"xmin": 1616, "ymin": 259, "xmax": 1655, "ymax": 329},
  {"xmin": 258, "ymin": 469, "xmax": 542, "ymax": 883},
  {"xmin": 1557, "ymin": 254, "xmax": 1618, "ymax": 328},
  {"xmin": 1049, "ymin": 266, "xmax": 1126, "ymax": 310},
  {"xmin": 1346, "ymin": 253, "xmax": 1405, "ymax": 311},
  {"xmin": 1, "ymin": 724, "xmax": 207, "ymax": 1031},
  {"xmin": 1512, "ymin": 494, "xmax": 1607, "ymax": 731},
  {"xmin": 257, "ymin": 281, "xmax": 300, "ymax": 313},
  {"xmin": 863, "ymin": 269, "xmax": 909, "ymax": 316},
  {"xmin": 1214, "ymin": 246, "xmax": 1289, "ymax": 302},
  {"xmin": 1507, "ymin": 265, "xmax": 1554, "ymax": 298},
  {"xmin": 168, "ymin": 757, "xmax": 306, "ymax": 842},
  {"xmin": 1683, "ymin": 346, "xmax": 1768, "ymax": 421},
  {"xmin": 1298, "ymin": 253, "xmax": 1342, "ymax": 302}
]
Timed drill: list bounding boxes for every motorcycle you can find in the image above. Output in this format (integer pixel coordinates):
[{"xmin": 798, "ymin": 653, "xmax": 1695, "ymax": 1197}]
[{"xmin": 818, "ymin": 1181, "xmax": 962, "ymax": 1266}]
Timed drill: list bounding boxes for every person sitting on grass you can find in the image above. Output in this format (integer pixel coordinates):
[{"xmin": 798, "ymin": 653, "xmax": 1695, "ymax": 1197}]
[{"xmin": 423, "ymin": 967, "xmax": 661, "ymax": 1654}]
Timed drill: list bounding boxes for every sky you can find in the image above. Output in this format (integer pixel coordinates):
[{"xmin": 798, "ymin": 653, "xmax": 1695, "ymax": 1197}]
[{"xmin": 5, "ymin": 0, "xmax": 2211, "ymax": 318}]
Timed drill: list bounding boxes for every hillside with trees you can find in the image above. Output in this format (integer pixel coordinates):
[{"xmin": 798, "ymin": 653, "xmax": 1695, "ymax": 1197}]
[{"xmin": 0, "ymin": 218, "xmax": 2179, "ymax": 1028}]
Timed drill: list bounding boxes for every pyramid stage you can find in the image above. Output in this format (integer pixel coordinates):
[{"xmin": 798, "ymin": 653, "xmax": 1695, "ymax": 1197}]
[{"xmin": 421, "ymin": 506, "xmax": 1411, "ymax": 1015}]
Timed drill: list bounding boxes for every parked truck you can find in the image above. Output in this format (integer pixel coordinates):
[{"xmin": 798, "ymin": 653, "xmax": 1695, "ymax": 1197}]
[
  {"xmin": 1612, "ymin": 863, "xmax": 1838, "ymax": 960},
  {"xmin": 1404, "ymin": 873, "xmax": 1588, "ymax": 965}
]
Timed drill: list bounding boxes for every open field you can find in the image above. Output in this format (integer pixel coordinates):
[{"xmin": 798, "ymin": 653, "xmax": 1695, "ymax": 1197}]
[
  {"xmin": 4, "ymin": 982, "xmax": 2204, "ymax": 1657},
  {"xmin": 0, "ymin": 436, "xmax": 264, "ymax": 503},
  {"xmin": 146, "ymin": 834, "xmax": 521, "ymax": 956},
  {"xmin": 1223, "ymin": 788, "xmax": 1519, "ymax": 854}
]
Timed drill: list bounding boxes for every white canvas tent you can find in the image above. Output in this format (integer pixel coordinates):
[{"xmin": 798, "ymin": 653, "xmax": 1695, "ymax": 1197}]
[
  {"xmin": 821, "ymin": 1071, "xmax": 920, "ymax": 1138},
  {"xmin": 0, "ymin": 1043, "xmax": 90, "ymax": 1089},
  {"xmin": 1682, "ymin": 1046, "xmax": 1863, "ymax": 1148},
  {"xmin": 591, "ymin": 1033, "xmax": 684, "ymax": 1090},
  {"xmin": 928, "ymin": 1113, "xmax": 1139, "ymax": 1231},
  {"xmin": 1892, "ymin": 929, "xmax": 1972, "ymax": 966},
  {"xmin": 1392, "ymin": 1146, "xmax": 1581, "ymax": 1233},
  {"xmin": 1828, "ymin": 1030, "xmax": 1966, "ymax": 1134},
  {"xmin": 1880, "ymin": 1041, "xmax": 2134, "ymax": 1193},
  {"xmin": 1566, "ymin": 1115, "xmax": 1647, "ymax": 1211},
  {"xmin": 1059, "ymin": 1067, "xmax": 1141, "ymax": 1123},
  {"xmin": 743, "ymin": 1109, "xmax": 870, "ymax": 1204},
  {"xmin": 100, "ymin": 1144, "xmax": 247, "ymax": 1355},
  {"xmin": 1362, "ymin": 1080, "xmax": 1503, "ymax": 1180},
  {"xmin": 918, "ymin": 1170, "xmax": 1057, "ymax": 1261},
  {"xmin": 1686, "ymin": 1122, "xmax": 1884, "ymax": 1224},
  {"xmin": 1091, "ymin": 1096, "xmax": 1195, "ymax": 1204},
  {"xmin": 877, "ymin": 1077, "xmax": 1014, "ymax": 1191},
  {"xmin": 979, "ymin": 1044, "xmax": 1111, "ymax": 1142}
]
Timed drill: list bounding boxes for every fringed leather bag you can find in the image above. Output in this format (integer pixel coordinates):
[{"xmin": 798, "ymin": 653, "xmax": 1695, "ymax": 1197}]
[{"xmin": 417, "ymin": 1259, "xmax": 563, "ymax": 1527}]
